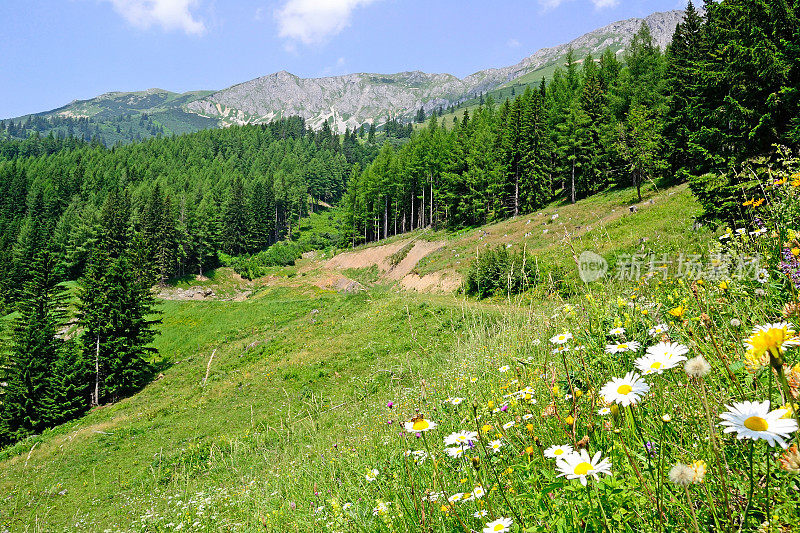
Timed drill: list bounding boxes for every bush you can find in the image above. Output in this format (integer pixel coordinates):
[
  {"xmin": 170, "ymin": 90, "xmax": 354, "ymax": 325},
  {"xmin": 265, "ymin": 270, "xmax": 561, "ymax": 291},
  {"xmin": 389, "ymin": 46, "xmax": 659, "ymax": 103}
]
[
  {"xmin": 232, "ymin": 242, "xmax": 304, "ymax": 280},
  {"xmin": 463, "ymin": 246, "xmax": 538, "ymax": 298}
]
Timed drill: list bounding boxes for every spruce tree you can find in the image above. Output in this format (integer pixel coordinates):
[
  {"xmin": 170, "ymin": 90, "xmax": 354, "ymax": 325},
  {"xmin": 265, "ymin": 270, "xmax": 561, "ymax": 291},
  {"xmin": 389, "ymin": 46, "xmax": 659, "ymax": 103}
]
[
  {"xmin": 77, "ymin": 189, "xmax": 159, "ymax": 405},
  {"xmin": 0, "ymin": 248, "xmax": 82, "ymax": 444}
]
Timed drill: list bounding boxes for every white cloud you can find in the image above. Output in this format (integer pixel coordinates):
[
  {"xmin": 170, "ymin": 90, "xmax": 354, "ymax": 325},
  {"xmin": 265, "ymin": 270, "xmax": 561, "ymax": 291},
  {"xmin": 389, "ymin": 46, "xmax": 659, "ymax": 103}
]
[
  {"xmin": 275, "ymin": 0, "xmax": 380, "ymax": 45},
  {"xmin": 507, "ymin": 38, "xmax": 521, "ymax": 48},
  {"xmin": 590, "ymin": 0, "xmax": 619, "ymax": 8},
  {"xmin": 538, "ymin": 0, "xmax": 618, "ymax": 11},
  {"xmin": 104, "ymin": 0, "xmax": 206, "ymax": 35}
]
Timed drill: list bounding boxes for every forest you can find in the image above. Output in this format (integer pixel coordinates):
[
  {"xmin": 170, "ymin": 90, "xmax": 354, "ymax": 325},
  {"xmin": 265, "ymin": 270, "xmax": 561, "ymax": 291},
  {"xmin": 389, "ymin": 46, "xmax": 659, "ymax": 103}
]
[{"xmin": 343, "ymin": 0, "xmax": 800, "ymax": 244}]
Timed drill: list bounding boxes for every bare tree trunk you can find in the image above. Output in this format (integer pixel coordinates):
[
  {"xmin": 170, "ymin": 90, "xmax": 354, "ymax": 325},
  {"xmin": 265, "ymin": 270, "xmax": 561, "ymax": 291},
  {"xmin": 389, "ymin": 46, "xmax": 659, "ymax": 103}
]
[
  {"xmin": 384, "ymin": 197, "xmax": 388, "ymax": 240},
  {"xmin": 430, "ymin": 177, "xmax": 434, "ymax": 228},
  {"xmin": 570, "ymin": 159, "xmax": 576, "ymax": 204},
  {"xmin": 514, "ymin": 169, "xmax": 520, "ymax": 216},
  {"xmin": 421, "ymin": 186, "xmax": 425, "ymax": 228},
  {"xmin": 410, "ymin": 192, "xmax": 415, "ymax": 231},
  {"xmin": 93, "ymin": 335, "xmax": 100, "ymax": 407}
]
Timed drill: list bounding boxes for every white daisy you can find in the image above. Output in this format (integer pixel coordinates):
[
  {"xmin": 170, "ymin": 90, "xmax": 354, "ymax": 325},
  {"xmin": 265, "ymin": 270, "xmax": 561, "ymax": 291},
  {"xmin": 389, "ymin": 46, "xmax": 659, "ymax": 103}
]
[
  {"xmin": 556, "ymin": 449, "xmax": 612, "ymax": 486},
  {"xmin": 472, "ymin": 486, "xmax": 485, "ymax": 499},
  {"xmin": 447, "ymin": 493, "xmax": 463, "ymax": 504},
  {"xmin": 499, "ymin": 365, "xmax": 511, "ymax": 373},
  {"xmin": 544, "ymin": 444, "xmax": 574, "ymax": 459},
  {"xmin": 605, "ymin": 341, "xmax": 641, "ymax": 354},
  {"xmin": 756, "ymin": 268, "xmax": 769, "ymax": 284},
  {"xmin": 342, "ymin": 502, "xmax": 353, "ymax": 511},
  {"xmin": 445, "ymin": 397, "xmax": 465, "ymax": 406},
  {"xmin": 635, "ymin": 343, "xmax": 689, "ymax": 375},
  {"xmin": 719, "ymin": 401, "xmax": 798, "ymax": 448},
  {"xmin": 474, "ymin": 509, "xmax": 488, "ymax": 518},
  {"xmin": 649, "ymin": 323, "xmax": 669, "ymax": 337},
  {"xmin": 403, "ymin": 416, "xmax": 437, "ymax": 433},
  {"xmin": 487, "ymin": 439, "xmax": 503, "ymax": 453},
  {"xmin": 444, "ymin": 430, "xmax": 478, "ymax": 446},
  {"xmin": 365, "ymin": 468, "xmax": 379, "ymax": 482},
  {"xmin": 599, "ymin": 372, "xmax": 650, "ymax": 406},
  {"xmin": 372, "ymin": 502, "xmax": 388, "ymax": 515},
  {"xmin": 522, "ymin": 413, "xmax": 533, "ymax": 420},
  {"xmin": 598, "ymin": 407, "xmax": 611, "ymax": 415},
  {"xmin": 609, "ymin": 327, "xmax": 626, "ymax": 336},
  {"xmin": 550, "ymin": 332, "xmax": 573, "ymax": 345},
  {"xmin": 502, "ymin": 421, "xmax": 516, "ymax": 429},
  {"xmin": 552, "ymin": 345, "xmax": 570, "ymax": 354},
  {"xmin": 445, "ymin": 446, "xmax": 467, "ymax": 458},
  {"xmin": 483, "ymin": 517, "xmax": 513, "ymax": 533}
]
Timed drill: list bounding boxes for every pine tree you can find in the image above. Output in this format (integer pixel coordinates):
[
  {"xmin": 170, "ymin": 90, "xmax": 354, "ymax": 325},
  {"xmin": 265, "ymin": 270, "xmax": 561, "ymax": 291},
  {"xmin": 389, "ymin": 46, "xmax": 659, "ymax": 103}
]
[
  {"xmin": 0, "ymin": 249, "xmax": 83, "ymax": 444},
  {"xmin": 77, "ymin": 189, "xmax": 159, "ymax": 406}
]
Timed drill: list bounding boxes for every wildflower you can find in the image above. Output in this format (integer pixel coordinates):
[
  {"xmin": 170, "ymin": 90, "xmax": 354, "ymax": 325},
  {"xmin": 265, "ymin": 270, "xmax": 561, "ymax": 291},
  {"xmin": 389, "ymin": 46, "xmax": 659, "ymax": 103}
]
[
  {"xmin": 342, "ymin": 502, "xmax": 353, "ymax": 511},
  {"xmin": 668, "ymin": 463, "xmax": 695, "ymax": 486},
  {"xmin": 544, "ymin": 444, "xmax": 574, "ymax": 459},
  {"xmin": 499, "ymin": 365, "xmax": 510, "ymax": 373},
  {"xmin": 481, "ymin": 424, "xmax": 492, "ymax": 434},
  {"xmin": 552, "ymin": 345, "xmax": 570, "ymax": 355},
  {"xmin": 744, "ymin": 322, "xmax": 800, "ymax": 360},
  {"xmin": 662, "ymin": 414, "xmax": 671, "ymax": 423},
  {"xmin": 386, "ymin": 401, "xmax": 394, "ymax": 409},
  {"xmin": 403, "ymin": 415, "xmax": 437, "ymax": 433},
  {"xmin": 719, "ymin": 401, "xmax": 798, "ymax": 448},
  {"xmin": 502, "ymin": 421, "xmax": 516, "ymax": 429},
  {"xmin": 605, "ymin": 341, "xmax": 642, "ymax": 354},
  {"xmin": 600, "ymin": 372, "xmax": 650, "ymax": 406},
  {"xmin": 778, "ymin": 444, "xmax": 800, "ymax": 473},
  {"xmin": 556, "ymin": 449, "xmax": 612, "ymax": 486},
  {"xmin": 609, "ymin": 327, "xmax": 626, "ymax": 336},
  {"xmin": 649, "ymin": 323, "xmax": 669, "ymax": 336},
  {"xmin": 550, "ymin": 332, "xmax": 573, "ymax": 345},
  {"xmin": 565, "ymin": 416, "xmax": 574, "ymax": 426},
  {"xmin": 598, "ymin": 407, "xmax": 611, "ymax": 416},
  {"xmin": 730, "ymin": 318, "xmax": 741, "ymax": 327},
  {"xmin": 523, "ymin": 413, "xmax": 533, "ymax": 420},
  {"xmin": 372, "ymin": 501, "xmax": 389, "ymax": 515},
  {"xmin": 483, "ymin": 517, "xmax": 513, "ymax": 533},
  {"xmin": 444, "ymin": 431, "xmax": 478, "ymax": 446},
  {"xmin": 447, "ymin": 493, "xmax": 463, "ymax": 504},
  {"xmin": 684, "ymin": 356, "xmax": 711, "ymax": 378},
  {"xmin": 445, "ymin": 447, "xmax": 467, "ymax": 458},
  {"xmin": 756, "ymin": 269, "xmax": 769, "ymax": 284},
  {"xmin": 635, "ymin": 342, "xmax": 689, "ymax": 375},
  {"xmin": 669, "ymin": 306, "xmax": 686, "ymax": 318},
  {"xmin": 365, "ymin": 469, "xmax": 379, "ymax": 482},
  {"xmin": 474, "ymin": 509, "xmax": 488, "ymax": 518},
  {"xmin": 690, "ymin": 460, "xmax": 707, "ymax": 483},
  {"xmin": 472, "ymin": 486, "xmax": 485, "ymax": 499},
  {"xmin": 445, "ymin": 397, "xmax": 465, "ymax": 406},
  {"xmin": 487, "ymin": 439, "xmax": 503, "ymax": 453}
]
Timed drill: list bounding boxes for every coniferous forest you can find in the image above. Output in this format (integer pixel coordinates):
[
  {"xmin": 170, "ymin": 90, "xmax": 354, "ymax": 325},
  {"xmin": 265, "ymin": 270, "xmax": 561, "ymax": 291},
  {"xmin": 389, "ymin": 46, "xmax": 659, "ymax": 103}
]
[{"xmin": 1, "ymin": 0, "xmax": 799, "ymax": 446}]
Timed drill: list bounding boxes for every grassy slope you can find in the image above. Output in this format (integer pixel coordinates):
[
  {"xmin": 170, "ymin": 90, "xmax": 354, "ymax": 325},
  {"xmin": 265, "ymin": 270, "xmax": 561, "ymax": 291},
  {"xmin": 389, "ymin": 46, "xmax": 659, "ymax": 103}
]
[{"xmin": 0, "ymin": 183, "xmax": 709, "ymax": 531}]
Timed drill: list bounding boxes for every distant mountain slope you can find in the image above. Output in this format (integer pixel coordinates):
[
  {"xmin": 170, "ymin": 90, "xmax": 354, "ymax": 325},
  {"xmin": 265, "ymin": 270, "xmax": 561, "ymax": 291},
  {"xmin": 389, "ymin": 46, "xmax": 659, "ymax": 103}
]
[{"xmin": 3, "ymin": 10, "xmax": 686, "ymax": 142}]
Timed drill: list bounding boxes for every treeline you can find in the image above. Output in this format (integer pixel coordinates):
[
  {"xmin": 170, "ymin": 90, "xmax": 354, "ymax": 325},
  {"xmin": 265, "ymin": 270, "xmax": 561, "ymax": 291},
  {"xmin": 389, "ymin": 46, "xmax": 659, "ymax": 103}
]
[
  {"xmin": 0, "ymin": 117, "xmax": 376, "ymax": 310},
  {"xmin": 344, "ymin": 0, "xmax": 800, "ymax": 244}
]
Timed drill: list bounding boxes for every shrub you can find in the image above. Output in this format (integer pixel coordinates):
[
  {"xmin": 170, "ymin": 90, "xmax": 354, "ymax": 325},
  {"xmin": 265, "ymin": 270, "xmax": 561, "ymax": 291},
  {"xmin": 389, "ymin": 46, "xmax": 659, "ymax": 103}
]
[
  {"xmin": 232, "ymin": 242, "xmax": 303, "ymax": 279},
  {"xmin": 463, "ymin": 246, "xmax": 538, "ymax": 298}
]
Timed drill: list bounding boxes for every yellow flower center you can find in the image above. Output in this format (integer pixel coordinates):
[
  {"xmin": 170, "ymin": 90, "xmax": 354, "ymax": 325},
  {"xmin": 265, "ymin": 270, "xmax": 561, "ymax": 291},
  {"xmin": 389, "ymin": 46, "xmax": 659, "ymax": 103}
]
[
  {"xmin": 619, "ymin": 344, "xmax": 628, "ymax": 350},
  {"xmin": 650, "ymin": 362, "xmax": 662, "ymax": 369},
  {"xmin": 748, "ymin": 327, "xmax": 790, "ymax": 356},
  {"xmin": 574, "ymin": 462, "xmax": 592, "ymax": 475},
  {"xmin": 744, "ymin": 416, "xmax": 769, "ymax": 432},
  {"xmin": 617, "ymin": 384, "xmax": 633, "ymax": 395},
  {"xmin": 412, "ymin": 419, "xmax": 430, "ymax": 431},
  {"xmin": 554, "ymin": 449, "xmax": 564, "ymax": 456},
  {"xmin": 493, "ymin": 525, "xmax": 505, "ymax": 532}
]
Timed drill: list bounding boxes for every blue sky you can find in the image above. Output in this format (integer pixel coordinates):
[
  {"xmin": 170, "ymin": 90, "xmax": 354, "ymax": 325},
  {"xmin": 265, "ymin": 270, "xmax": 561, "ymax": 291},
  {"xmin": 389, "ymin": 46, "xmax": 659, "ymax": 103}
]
[{"xmin": 1, "ymin": 0, "xmax": 687, "ymax": 119}]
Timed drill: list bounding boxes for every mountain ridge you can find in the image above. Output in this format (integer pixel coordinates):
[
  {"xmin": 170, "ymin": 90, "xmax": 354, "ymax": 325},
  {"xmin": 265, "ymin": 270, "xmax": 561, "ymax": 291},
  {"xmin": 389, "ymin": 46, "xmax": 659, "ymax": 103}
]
[{"xmin": 4, "ymin": 9, "xmax": 687, "ymax": 140}]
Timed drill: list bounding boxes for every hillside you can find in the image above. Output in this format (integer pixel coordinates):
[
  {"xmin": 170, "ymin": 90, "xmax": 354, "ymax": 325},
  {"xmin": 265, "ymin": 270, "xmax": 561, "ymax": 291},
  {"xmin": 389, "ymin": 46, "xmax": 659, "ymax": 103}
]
[
  {"xmin": 0, "ymin": 182, "xmax": 712, "ymax": 531},
  {"xmin": 2, "ymin": 10, "xmax": 685, "ymax": 142}
]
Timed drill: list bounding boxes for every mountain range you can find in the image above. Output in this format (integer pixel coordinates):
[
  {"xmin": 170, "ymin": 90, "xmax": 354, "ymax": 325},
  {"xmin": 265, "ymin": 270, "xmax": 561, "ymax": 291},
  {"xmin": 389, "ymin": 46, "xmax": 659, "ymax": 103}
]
[{"xmin": 4, "ymin": 10, "xmax": 686, "ymax": 142}]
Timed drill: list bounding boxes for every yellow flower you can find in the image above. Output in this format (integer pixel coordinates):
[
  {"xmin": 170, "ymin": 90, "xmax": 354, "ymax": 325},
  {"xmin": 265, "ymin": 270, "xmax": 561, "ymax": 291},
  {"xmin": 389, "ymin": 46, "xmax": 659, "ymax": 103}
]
[
  {"xmin": 744, "ymin": 322, "xmax": 800, "ymax": 359},
  {"xmin": 773, "ymin": 177, "xmax": 788, "ymax": 186},
  {"xmin": 551, "ymin": 385, "xmax": 561, "ymax": 396},
  {"xmin": 719, "ymin": 281, "xmax": 728, "ymax": 290},
  {"xmin": 690, "ymin": 460, "xmax": 707, "ymax": 483},
  {"xmin": 744, "ymin": 350, "xmax": 770, "ymax": 372},
  {"xmin": 742, "ymin": 199, "xmax": 754, "ymax": 207},
  {"xmin": 753, "ymin": 198, "xmax": 765, "ymax": 207},
  {"xmin": 525, "ymin": 423, "xmax": 534, "ymax": 434},
  {"xmin": 669, "ymin": 306, "xmax": 685, "ymax": 318},
  {"xmin": 574, "ymin": 390, "xmax": 583, "ymax": 398},
  {"xmin": 487, "ymin": 401, "xmax": 494, "ymax": 410},
  {"xmin": 481, "ymin": 424, "xmax": 492, "ymax": 434},
  {"xmin": 565, "ymin": 416, "xmax": 575, "ymax": 426},
  {"xmin": 792, "ymin": 247, "xmax": 800, "ymax": 258}
]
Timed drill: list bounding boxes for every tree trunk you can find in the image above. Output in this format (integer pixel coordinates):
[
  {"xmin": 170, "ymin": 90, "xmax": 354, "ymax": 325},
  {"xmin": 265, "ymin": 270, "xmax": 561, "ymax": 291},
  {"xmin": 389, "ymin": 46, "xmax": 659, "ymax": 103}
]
[
  {"xmin": 93, "ymin": 335, "xmax": 100, "ymax": 407},
  {"xmin": 514, "ymin": 169, "xmax": 520, "ymax": 217},
  {"xmin": 570, "ymin": 159, "xmax": 576, "ymax": 204},
  {"xmin": 384, "ymin": 197, "xmax": 388, "ymax": 240},
  {"xmin": 430, "ymin": 177, "xmax": 434, "ymax": 228},
  {"xmin": 421, "ymin": 186, "xmax": 425, "ymax": 228}
]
